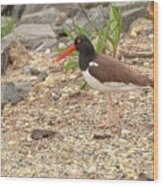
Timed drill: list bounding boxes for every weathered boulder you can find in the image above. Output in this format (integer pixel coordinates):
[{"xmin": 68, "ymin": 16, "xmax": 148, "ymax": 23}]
[
  {"xmin": 1, "ymin": 40, "xmax": 32, "ymax": 74},
  {"xmin": 61, "ymin": 1, "xmax": 148, "ymax": 36},
  {"xmin": 21, "ymin": 4, "xmax": 45, "ymax": 15},
  {"xmin": 11, "ymin": 5, "xmax": 26, "ymax": 20},
  {"xmin": 36, "ymin": 71, "xmax": 48, "ymax": 83},
  {"xmin": 64, "ymin": 6, "xmax": 108, "ymax": 33},
  {"xmin": 1, "ymin": 82, "xmax": 31, "ymax": 108},
  {"xmin": 23, "ymin": 66, "xmax": 40, "ymax": 75},
  {"xmin": 19, "ymin": 7, "xmax": 60, "ymax": 24},
  {"xmin": 1, "ymin": 24, "xmax": 57, "ymax": 51},
  {"xmin": 117, "ymin": 2, "xmax": 148, "ymax": 31},
  {"xmin": 30, "ymin": 129, "xmax": 56, "ymax": 140},
  {"xmin": 1, "ymin": 45, "xmax": 10, "ymax": 75},
  {"xmin": 1, "ymin": 5, "xmax": 25, "ymax": 21},
  {"xmin": 22, "ymin": 4, "xmax": 74, "ymax": 16}
]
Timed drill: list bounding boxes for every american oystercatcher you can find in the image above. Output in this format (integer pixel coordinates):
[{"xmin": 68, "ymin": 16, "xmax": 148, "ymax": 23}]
[{"xmin": 54, "ymin": 35, "xmax": 153, "ymax": 127}]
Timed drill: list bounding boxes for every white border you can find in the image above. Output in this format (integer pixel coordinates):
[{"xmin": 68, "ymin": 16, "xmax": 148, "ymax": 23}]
[{"xmin": 1, "ymin": 0, "xmax": 162, "ymax": 186}]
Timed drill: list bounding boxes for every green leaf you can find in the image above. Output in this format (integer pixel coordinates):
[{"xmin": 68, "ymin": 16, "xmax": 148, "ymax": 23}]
[
  {"xmin": 80, "ymin": 81, "xmax": 87, "ymax": 90},
  {"xmin": 96, "ymin": 29, "xmax": 107, "ymax": 53},
  {"xmin": 106, "ymin": 4, "xmax": 122, "ymax": 54},
  {"xmin": 1, "ymin": 17, "xmax": 16, "ymax": 38},
  {"xmin": 63, "ymin": 27, "xmax": 74, "ymax": 40},
  {"xmin": 74, "ymin": 24, "xmax": 88, "ymax": 36},
  {"xmin": 64, "ymin": 61, "xmax": 79, "ymax": 74}
]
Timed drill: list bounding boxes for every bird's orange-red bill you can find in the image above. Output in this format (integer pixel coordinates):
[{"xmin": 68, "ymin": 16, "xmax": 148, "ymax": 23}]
[{"xmin": 54, "ymin": 44, "xmax": 76, "ymax": 63}]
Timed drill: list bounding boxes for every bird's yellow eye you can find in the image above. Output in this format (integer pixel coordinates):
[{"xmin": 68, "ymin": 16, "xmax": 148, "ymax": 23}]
[{"xmin": 76, "ymin": 39, "xmax": 81, "ymax": 44}]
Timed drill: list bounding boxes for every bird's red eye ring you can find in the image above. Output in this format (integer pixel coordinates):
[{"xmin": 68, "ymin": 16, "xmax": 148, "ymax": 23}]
[{"xmin": 76, "ymin": 39, "xmax": 81, "ymax": 44}]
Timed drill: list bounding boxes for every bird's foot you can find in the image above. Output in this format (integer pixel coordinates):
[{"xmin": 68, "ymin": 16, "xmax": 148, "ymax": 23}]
[
  {"xmin": 96, "ymin": 110, "xmax": 122, "ymax": 129},
  {"xmin": 113, "ymin": 109, "xmax": 122, "ymax": 126}
]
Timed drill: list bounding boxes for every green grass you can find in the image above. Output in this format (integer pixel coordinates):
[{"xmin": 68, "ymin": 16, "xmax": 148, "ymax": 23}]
[
  {"xmin": 1, "ymin": 17, "xmax": 16, "ymax": 38},
  {"xmin": 96, "ymin": 5, "xmax": 122, "ymax": 55}
]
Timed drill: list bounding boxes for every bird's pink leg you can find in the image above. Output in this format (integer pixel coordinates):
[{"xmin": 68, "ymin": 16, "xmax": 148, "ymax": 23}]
[
  {"xmin": 113, "ymin": 92, "xmax": 128, "ymax": 125},
  {"xmin": 97, "ymin": 93, "xmax": 114, "ymax": 128},
  {"xmin": 97, "ymin": 92, "xmax": 128, "ymax": 129}
]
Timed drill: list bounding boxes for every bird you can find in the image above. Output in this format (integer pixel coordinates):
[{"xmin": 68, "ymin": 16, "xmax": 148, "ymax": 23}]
[{"xmin": 54, "ymin": 35, "xmax": 154, "ymax": 128}]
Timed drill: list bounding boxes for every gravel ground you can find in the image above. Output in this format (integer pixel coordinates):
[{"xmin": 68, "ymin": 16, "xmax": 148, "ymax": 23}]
[{"xmin": 1, "ymin": 18, "xmax": 154, "ymax": 180}]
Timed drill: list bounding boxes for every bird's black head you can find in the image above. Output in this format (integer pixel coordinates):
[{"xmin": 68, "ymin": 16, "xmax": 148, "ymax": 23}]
[
  {"xmin": 74, "ymin": 35, "xmax": 95, "ymax": 55},
  {"xmin": 74, "ymin": 35, "xmax": 96, "ymax": 70}
]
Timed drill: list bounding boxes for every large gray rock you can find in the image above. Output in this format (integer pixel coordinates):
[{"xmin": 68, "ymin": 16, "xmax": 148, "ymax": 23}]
[
  {"xmin": 36, "ymin": 71, "xmax": 48, "ymax": 83},
  {"xmin": 64, "ymin": 6, "xmax": 108, "ymax": 33},
  {"xmin": 30, "ymin": 129, "xmax": 56, "ymax": 140},
  {"xmin": 21, "ymin": 3, "xmax": 100, "ymax": 18},
  {"xmin": 1, "ymin": 40, "xmax": 32, "ymax": 75},
  {"xmin": 1, "ymin": 24, "xmax": 57, "ymax": 51},
  {"xmin": 113, "ymin": 1, "xmax": 149, "ymax": 31},
  {"xmin": 1, "ymin": 82, "xmax": 31, "ymax": 108},
  {"xmin": 21, "ymin": 4, "xmax": 46, "ymax": 15},
  {"xmin": 63, "ymin": 2, "xmax": 148, "ymax": 34},
  {"xmin": 1, "ymin": 5, "xmax": 25, "ymax": 21},
  {"xmin": 19, "ymin": 7, "xmax": 60, "ymax": 24},
  {"xmin": 1, "ymin": 45, "xmax": 11, "ymax": 75},
  {"xmin": 11, "ymin": 5, "xmax": 26, "ymax": 20},
  {"xmin": 22, "ymin": 4, "xmax": 75, "ymax": 16}
]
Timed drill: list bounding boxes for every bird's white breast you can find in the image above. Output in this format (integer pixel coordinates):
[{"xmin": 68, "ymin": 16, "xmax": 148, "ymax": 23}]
[
  {"xmin": 82, "ymin": 62, "xmax": 108, "ymax": 91},
  {"xmin": 82, "ymin": 68, "xmax": 108, "ymax": 91}
]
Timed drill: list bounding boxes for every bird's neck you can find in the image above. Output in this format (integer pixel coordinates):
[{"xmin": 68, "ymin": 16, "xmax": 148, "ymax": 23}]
[{"xmin": 79, "ymin": 50, "xmax": 96, "ymax": 71}]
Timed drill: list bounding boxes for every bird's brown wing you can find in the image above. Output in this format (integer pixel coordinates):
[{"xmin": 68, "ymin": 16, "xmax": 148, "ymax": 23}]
[{"xmin": 89, "ymin": 54, "xmax": 153, "ymax": 87}]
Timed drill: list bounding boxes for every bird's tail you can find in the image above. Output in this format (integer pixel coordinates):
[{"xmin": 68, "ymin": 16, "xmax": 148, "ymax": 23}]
[
  {"xmin": 141, "ymin": 75, "xmax": 154, "ymax": 88},
  {"xmin": 148, "ymin": 78, "xmax": 154, "ymax": 88}
]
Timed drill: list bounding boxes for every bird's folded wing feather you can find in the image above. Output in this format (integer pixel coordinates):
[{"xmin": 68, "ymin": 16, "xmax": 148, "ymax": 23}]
[{"xmin": 89, "ymin": 54, "xmax": 153, "ymax": 87}]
